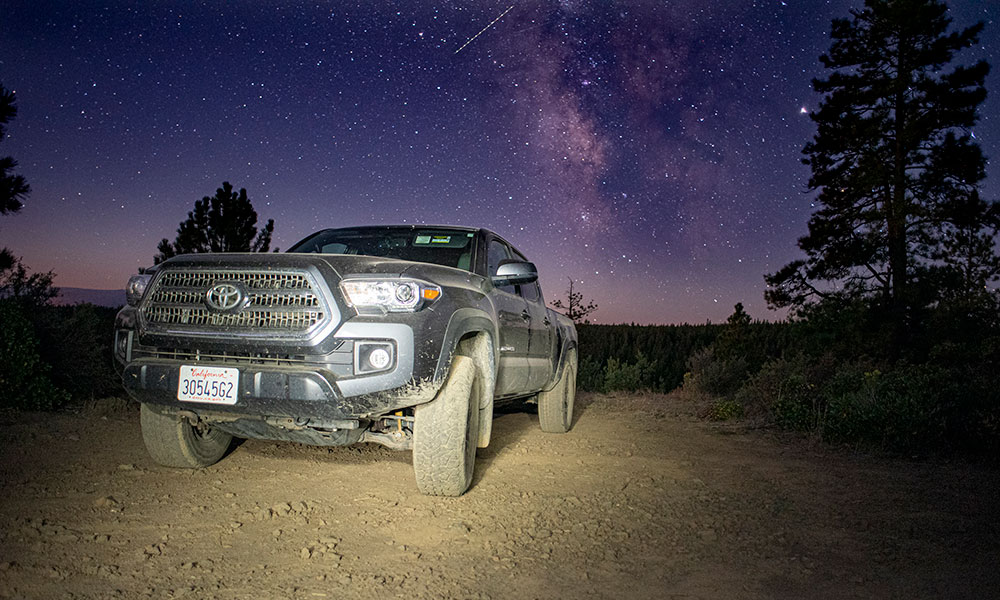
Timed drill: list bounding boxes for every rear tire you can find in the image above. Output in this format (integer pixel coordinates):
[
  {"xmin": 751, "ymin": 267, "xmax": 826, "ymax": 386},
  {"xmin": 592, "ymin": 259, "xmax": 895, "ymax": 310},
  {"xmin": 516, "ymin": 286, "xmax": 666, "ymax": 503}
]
[
  {"xmin": 140, "ymin": 403, "xmax": 232, "ymax": 468},
  {"xmin": 412, "ymin": 355, "xmax": 480, "ymax": 496},
  {"xmin": 538, "ymin": 348, "xmax": 577, "ymax": 433}
]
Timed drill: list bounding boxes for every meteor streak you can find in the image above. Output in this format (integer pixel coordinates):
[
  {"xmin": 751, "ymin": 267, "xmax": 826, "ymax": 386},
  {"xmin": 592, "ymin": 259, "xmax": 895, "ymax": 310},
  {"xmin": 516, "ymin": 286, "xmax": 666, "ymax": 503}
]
[{"xmin": 454, "ymin": 5, "xmax": 514, "ymax": 54}]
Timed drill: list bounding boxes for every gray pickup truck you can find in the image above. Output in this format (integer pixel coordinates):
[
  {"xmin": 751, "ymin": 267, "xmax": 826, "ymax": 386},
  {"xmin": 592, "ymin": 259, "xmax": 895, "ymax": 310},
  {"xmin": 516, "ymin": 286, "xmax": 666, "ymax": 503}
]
[{"xmin": 114, "ymin": 225, "xmax": 578, "ymax": 496}]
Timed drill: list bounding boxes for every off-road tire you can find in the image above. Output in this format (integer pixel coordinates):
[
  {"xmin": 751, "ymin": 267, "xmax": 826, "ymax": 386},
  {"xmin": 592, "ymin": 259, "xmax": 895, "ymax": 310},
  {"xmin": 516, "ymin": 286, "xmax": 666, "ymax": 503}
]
[
  {"xmin": 538, "ymin": 348, "xmax": 577, "ymax": 433},
  {"xmin": 140, "ymin": 403, "xmax": 233, "ymax": 468},
  {"xmin": 412, "ymin": 355, "xmax": 481, "ymax": 496},
  {"xmin": 457, "ymin": 333, "xmax": 496, "ymax": 449}
]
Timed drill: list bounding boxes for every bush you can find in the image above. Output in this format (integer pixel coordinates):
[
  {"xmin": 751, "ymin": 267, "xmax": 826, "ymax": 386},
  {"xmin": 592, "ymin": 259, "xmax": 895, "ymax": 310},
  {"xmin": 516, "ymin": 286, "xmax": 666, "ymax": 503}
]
[
  {"xmin": 577, "ymin": 356, "xmax": 605, "ymax": 393},
  {"xmin": 733, "ymin": 355, "xmax": 813, "ymax": 428},
  {"xmin": 603, "ymin": 357, "xmax": 639, "ymax": 391},
  {"xmin": 822, "ymin": 365, "xmax": 952, "ymax": 453},
  {"xmin": 578, "ymin": 351, "xmax": 663, "ymax": 394},
  {"xmin": 707, "ymin": 397, "xmax": 743, "ymax": 421},
  {"xmin": 683, "ymin": 346, "xmax": 748, "ymax": 397},
  {"xmin": 0, "ymin": 301, "xmax": 69, "ymax": 410},
  {"xmin": 576, "ymin": 323, "xmax": 722, "ymax": 393},
  {"xmin": 678, "ymin": 298, "xmax": 1000, "ymax": 455},
  {"xmin": 731, "ymin": 354, "xmax": 983, "ymax": 454},
  {"xmin": 33, "ymin": 304, "xmax": 122, "ymax": 402}
]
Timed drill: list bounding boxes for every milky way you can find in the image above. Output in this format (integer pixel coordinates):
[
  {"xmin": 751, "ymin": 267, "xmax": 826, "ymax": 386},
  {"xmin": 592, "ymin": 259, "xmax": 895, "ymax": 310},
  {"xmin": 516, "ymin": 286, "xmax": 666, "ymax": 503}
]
[{"xmin": 1, "ymin": 1, "xmax": 997, "ymax": 323}]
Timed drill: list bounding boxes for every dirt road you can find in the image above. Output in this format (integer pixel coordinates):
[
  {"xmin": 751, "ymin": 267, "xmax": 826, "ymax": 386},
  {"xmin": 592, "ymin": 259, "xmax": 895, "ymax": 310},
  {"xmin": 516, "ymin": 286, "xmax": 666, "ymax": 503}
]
[{"xmin": 1, "ymin": 392, "xmax": 997, "ymax": 599}]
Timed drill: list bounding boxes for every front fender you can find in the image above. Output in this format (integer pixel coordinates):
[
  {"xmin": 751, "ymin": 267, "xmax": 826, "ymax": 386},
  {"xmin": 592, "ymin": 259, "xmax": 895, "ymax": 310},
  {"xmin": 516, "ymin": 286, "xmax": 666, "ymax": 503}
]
[{"xmin": 433, "ymin": 308, "xmax": 498, "ymax": 382}]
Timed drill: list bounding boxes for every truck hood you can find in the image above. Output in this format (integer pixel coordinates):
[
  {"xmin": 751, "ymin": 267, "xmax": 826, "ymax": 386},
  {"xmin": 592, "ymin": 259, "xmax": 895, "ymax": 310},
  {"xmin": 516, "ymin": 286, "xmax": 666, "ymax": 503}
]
[{"xmin": 156, "ymin": 252, "xmax": 480, "ymax": 289}]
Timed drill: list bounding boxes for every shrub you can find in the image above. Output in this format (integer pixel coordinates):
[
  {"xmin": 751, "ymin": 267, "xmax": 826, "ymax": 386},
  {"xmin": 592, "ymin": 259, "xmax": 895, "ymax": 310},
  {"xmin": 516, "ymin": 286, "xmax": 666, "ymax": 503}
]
[
  {"xmin": 707, "ymin": 397, "xmax": 743, "ymax": 421},
  {"xmin": 603, "ymin": 357, "xmax": 639, "ymax": 392},
  {"xmin": 577, "ymin": 356, "xmax": 605, "ymax": 393},
  {"xmin": 822, "ymin": 365, "xmax": 952, "ymax": 453},
  {"xmin": 733, "ymin": 356, "xmax": 975, "ymax": 453},
  {"xmin": 0, "ymin": 300, "xmax": 69, "ymax": 410},
  {"xmin": 683, "ymin": 346, "xmax": 748, "ymax": 397},
  {"xmin": 33, "ymin": 304, "xmax": 121, "ymax": 402},
  {"xmin": 734, "ymin": 355, "xmax": 816, "ymax": 429},
  {"xmin": 576, "ymin": 322, "xmax": 723, "ymax": 393}
]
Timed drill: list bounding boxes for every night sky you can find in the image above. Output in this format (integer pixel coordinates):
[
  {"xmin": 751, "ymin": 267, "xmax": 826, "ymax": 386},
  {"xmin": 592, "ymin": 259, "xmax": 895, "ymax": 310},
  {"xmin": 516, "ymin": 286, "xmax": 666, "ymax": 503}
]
[{"xmin": 1, "ymin": 1, "xmax": 997, "ymax": 324}]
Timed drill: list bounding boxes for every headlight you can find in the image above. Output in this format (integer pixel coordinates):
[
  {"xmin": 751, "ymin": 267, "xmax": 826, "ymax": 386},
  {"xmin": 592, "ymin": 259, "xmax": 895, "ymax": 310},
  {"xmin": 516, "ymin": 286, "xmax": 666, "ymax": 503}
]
[
  {"xmin": 126, "ymin": 274, "xmax": 153, "ymax": 306},
  {"xmin": 340, "ymin": 278, "xmax": 441, "ymax": 313}
]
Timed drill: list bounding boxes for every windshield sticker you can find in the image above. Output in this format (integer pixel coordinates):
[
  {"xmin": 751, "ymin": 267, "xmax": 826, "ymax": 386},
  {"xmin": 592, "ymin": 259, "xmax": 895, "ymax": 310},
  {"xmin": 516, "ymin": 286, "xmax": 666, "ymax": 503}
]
[{"xmin": 413, "ymin": 233, "xmax": 470, "ymax": 248}]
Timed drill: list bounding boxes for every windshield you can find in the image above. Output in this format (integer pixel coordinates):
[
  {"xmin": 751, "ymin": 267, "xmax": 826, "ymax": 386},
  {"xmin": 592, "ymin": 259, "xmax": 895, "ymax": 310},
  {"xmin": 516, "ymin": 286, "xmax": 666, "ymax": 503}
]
[{"xmin": 287, "ymin": 227, "xmax": 476, "ymax": 271}]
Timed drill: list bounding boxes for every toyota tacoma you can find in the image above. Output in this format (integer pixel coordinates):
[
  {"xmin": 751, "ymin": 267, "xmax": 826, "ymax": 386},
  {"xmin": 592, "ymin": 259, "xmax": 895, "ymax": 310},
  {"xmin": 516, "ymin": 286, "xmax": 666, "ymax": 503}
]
[{"xmin": 114, "ymin": 225, "xmax": 578, "ymax": 496}]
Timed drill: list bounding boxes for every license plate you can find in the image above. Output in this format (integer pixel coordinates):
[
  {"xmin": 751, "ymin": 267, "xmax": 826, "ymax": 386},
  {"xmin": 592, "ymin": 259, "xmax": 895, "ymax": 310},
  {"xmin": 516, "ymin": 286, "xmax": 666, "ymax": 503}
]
[{"xmin": 177, "ymin": 365, "xmax": 239, "ymax": 405}]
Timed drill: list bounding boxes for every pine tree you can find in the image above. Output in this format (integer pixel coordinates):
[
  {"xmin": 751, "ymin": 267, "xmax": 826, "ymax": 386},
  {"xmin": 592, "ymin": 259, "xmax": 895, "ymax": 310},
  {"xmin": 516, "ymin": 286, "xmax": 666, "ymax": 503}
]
[
  {"xmin": 550, "ymin": 277, "xmax": 598, "ymax": 323},
  {"xmin": 0, "ymin": 83, "xmax": 30, "ymax": 217},
  {"xmin": 931, "ymin": 189, "xmax": 1000, "ymax": 314},
  {"xmin": 155, "ymin": 182, "xmax": 275, "ymax": 264},
  {"xmin": 0, "ymin": 82, "xmax": 51, "ymax": 295},
  {"xmin": 765, "ymin": 0, "xmax": 993, "ymax": 338}
]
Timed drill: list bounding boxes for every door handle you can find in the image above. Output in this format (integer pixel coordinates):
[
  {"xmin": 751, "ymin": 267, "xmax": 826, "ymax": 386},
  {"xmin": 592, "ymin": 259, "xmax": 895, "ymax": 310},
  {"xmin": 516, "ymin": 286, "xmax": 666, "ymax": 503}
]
[{"xmin": 521, "ymin": 310, "xmax": 531, "ymax": 321}]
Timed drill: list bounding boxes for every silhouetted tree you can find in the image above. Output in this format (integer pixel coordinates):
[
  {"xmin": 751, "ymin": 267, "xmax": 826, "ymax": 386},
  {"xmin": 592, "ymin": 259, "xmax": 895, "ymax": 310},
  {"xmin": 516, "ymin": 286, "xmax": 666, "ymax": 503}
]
[
  {"xmin": 0, "ymin": 254, "xmax": 57, "ymax": 306},
  {"xmin": 550, "ymin": 277, "xmax": 598, "ymax": 323},
  {"xmin": 0, "ymin": 82, "xmax": 54, "ymax": 305},
  {"xmin": 931, "ymin": 190, "xmax": 1000, "ymax": 312},
  {"xmin": 155, "ymin": 182, "xmax": 275, "ymax": 263},
  {"xmin": 0, "ymin": 83, "xmax": 29, "ymax": 217},
  {"xmin": 765, "ymin": 0, "xmax": 993, "ymax": 343},
  {"xmin": 716, "ymin": 303, "xmax": 752, "ymax": 357}
]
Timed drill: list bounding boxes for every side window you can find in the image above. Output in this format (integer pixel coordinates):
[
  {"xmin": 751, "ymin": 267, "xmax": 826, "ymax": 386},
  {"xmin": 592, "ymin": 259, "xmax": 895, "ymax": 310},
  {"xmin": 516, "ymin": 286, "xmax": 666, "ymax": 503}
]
[
  {"xmin": 487, "ymin": 240, "xmax": 517, "ymax": 294},
  {"xmin": 507, "ymin": 246, "xmax": 539, "ymax": 302},
  {"xmin": 520, "ymin": 281, "xmax": 540, "ymax": 302},
  {"xmin": 487, "ymin": 240, "xmax": 509, "ymax": 277}
]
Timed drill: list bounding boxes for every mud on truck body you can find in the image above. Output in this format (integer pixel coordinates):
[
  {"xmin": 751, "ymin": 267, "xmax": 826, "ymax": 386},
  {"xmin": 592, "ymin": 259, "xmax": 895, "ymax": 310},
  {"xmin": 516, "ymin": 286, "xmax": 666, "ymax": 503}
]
[{"xmin": 114, "ymin": 225, "xmax": 578, "ymax": 496}]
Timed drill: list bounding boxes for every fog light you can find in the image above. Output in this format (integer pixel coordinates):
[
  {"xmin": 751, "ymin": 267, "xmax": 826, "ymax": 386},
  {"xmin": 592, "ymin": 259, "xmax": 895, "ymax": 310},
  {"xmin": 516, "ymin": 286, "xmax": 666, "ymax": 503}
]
[
  {"xmin": 368, "ymin": 348, "xmax": 391, "ymax": 370},
  {"xmin": 355, "ymin": 342, "xmax": 395, "ymax": 374}
]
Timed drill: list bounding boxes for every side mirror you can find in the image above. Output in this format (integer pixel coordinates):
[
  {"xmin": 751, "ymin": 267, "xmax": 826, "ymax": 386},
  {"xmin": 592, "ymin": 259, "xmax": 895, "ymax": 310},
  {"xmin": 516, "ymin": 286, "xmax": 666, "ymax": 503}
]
[{"xmin": 492, "ymin": 260, "xmax": 538, "ymax": 286}]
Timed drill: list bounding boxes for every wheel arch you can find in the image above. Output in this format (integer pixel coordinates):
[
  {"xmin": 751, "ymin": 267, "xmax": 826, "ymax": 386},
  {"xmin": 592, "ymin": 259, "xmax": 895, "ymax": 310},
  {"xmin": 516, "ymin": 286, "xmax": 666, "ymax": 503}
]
[
  {"xmin": 433, "ymin": 309, "xmax": 497, "ymax": 448},
  {"xmin": 542, "ymin": 323, "xmax": 579, "ymax": 392},
  {"xmin": 433, "ymin": 308, "xmax": 498, "ymax": 383}
]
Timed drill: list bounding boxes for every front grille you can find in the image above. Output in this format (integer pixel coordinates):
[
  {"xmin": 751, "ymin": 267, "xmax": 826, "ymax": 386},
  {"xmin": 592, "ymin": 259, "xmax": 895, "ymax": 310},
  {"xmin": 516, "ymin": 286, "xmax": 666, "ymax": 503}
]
[
  {"xmin": 157, "ymin": 271, "xmax": 313, "ymax": 291},
  {"xmin": 142, "ymin": 306, "xmax": 323, "ymax": 329},
  {"xmin": 141, "ymin": 267, "xmax": 331, "ymax": 337}
]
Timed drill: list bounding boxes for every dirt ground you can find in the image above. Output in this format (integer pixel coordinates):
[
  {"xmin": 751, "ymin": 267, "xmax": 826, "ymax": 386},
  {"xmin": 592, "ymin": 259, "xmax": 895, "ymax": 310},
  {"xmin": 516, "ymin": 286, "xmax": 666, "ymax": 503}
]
[{"xmin": 1, "ymin": 392, "xmax": 997, "ymax": 600}]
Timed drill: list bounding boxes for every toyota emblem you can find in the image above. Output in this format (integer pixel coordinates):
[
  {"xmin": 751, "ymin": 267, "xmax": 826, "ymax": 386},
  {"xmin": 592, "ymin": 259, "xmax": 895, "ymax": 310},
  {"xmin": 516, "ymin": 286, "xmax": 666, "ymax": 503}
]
[{"xmin": 205, "ymin": 282, "xmax": 246, "ymax": 312}]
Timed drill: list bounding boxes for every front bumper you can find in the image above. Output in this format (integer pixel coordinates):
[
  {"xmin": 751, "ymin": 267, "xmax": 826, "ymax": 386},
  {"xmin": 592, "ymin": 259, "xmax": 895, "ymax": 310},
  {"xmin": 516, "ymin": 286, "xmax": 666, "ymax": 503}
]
[
  {"xmin": 124, "ymin": 360, "xmax": 357, "ymax": 420},
  {"xmin": 117, "ymin": 320, "xmax": 443, "ymax": 421}
]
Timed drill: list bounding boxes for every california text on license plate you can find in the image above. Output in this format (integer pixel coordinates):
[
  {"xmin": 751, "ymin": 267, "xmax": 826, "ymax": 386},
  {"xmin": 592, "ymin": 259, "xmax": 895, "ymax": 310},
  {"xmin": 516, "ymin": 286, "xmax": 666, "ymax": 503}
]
[{"xmin": 177, "ymin": 365, "xmax": 239, "ymax": 405}]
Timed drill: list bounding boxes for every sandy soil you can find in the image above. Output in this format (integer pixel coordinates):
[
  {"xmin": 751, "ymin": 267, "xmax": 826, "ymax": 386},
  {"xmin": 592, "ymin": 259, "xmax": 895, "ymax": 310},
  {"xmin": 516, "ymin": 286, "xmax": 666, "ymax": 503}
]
[{"xmin": 1, "ymin": 392, "xmax": 997, "ymax": 600}]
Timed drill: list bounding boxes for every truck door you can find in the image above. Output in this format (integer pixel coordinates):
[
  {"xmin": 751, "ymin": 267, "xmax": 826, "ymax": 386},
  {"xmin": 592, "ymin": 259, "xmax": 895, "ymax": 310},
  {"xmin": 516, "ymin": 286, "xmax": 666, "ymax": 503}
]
[
  {"xmin": 521, "ymin": 279, "xmax": 555, "ymax": 392},
  {"xmin": 487, "ymin": 239, "xmax": 529, "ymax": 395}
]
